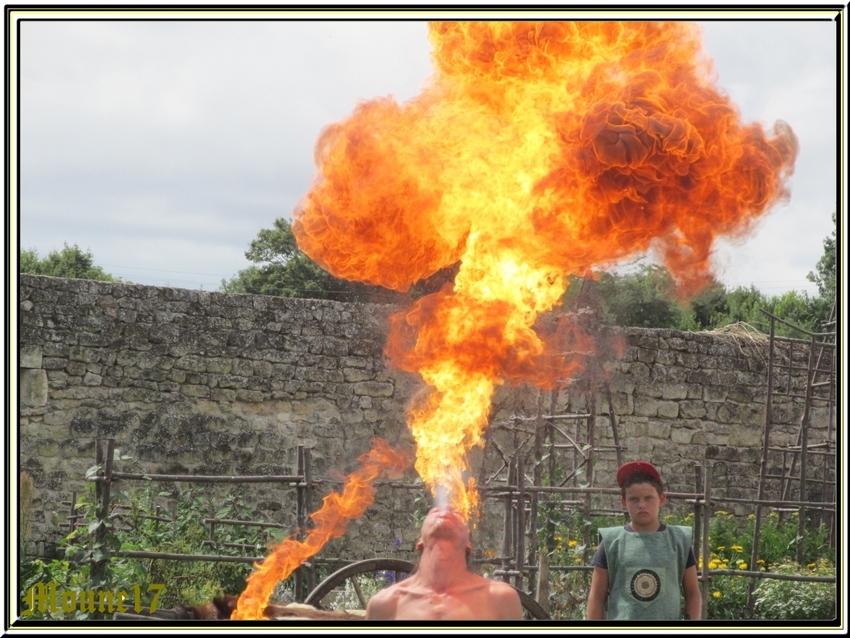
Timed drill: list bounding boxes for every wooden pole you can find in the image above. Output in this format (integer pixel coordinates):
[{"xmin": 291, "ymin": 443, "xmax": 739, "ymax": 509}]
[
  {"xmin": 515, "ymin": 454, "xmax": 526, "ymax": 592},
  {"xmin": 501, "ymin": 458, "xmax": 514, "ymax": 584},
  {"xmin": 295, "ymin": 445, "xmax": 305, "ymax": 601},
  {"xmin": 749, "ymin": 315, "xmax": 777, "ymax": 610},
  {"xmin": 303, "ymin": 447, "xmax": 315, "ymax": 594},
  {"xmin": 700, "ymin": 464, "xmax": 711, "ymax": 621},
  {"xmin": 693, "ymin": 464, "xmax": 703, "ymax": 587}
]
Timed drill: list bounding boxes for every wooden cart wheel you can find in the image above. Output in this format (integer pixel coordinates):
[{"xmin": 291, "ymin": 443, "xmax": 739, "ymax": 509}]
[
  {"xmin": 304, "ymin": 558, "xmax": 414, "ymax": 610},
  {"xmin": 303, "ymin": 558, "xmax": 550, "ymax": 619}
]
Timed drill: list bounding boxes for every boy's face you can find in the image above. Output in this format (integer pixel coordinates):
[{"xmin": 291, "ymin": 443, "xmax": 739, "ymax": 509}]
[{"xmin": 620, "ymin": 481, "xmax": 666, "ymax": 531}]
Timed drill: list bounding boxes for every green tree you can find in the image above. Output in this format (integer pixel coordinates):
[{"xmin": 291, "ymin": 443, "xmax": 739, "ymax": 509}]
[
  {"xmin": 765, "ymin": 290, "xmax": 822, "ymax": 334},
  {"xmin": 220, "ymin": 218, "xmax": 397, "ymax": 302},
  {"xmin": 807, "ymin": 212, "xmax": 836, "ymax": 301},
  {"xmin": 586, "ymin": 264, "xmax": 697, "ymax": 330},
  {"xmin": 711, "ymin": 285, "xmax": 768, "ymax": 330},
  {"xmin": 20, "ymin": 244, "xmax": 123, "ymax": 282},
  {"xmin": 688, "ymin": 279, "xmax": 728, "ymax": 330}
]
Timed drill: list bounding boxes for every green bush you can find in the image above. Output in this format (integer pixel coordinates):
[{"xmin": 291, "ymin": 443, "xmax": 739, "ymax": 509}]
[
  {"xmin": 754, "ymin": 560, "xmax": 836, "ymax": 620},
  {"xmin": 19, "ymin": 480, "xmax": 288, "ymax": 619}
]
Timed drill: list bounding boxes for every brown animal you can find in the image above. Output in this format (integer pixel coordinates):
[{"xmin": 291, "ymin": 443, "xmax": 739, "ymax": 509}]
[{"xmin": 172, "ymin": 595, "xmax": 363, "ymax": 620}]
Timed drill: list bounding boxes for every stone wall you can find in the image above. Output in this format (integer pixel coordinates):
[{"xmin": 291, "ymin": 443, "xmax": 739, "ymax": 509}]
[{"xmin": 18, "ymin": 274, "xmax": 827, "ymax": 563}]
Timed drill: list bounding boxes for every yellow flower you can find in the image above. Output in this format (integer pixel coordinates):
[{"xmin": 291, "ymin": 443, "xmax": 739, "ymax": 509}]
[
  {"xmin": 574, "ymin": 557, "xmax": 581, "ymax": 564},
  {"xmin": 738, "ymin": 562, "xmax": 748, "ymax": 570},
  {"xmin": 708, "ymin": 560, "xmax": 719, "ymax": 569},
  {"xmin": 715, "ymin": 510, "xmax": 728, "ymax": 516},
  {"xmin": 713, "ymin": 591, "xmax": 721, "ymax": 599},
  {"xmin": 568, "ymin": 539, "xmax": 577, "ymax": 548},
  {"xmin": 716, "ymin": 546, "xmax": 725, "ymax": 551},
  {"xmin": 748, "ymin": 514, "xmax": 755, "ymax": 520},
  {"xmin": 807, "ymin": 562, "xmax": 816, "ymax": 569},
  {"xmin": 731, "ymin": 545, "xmax": 744, "ymax": 553},
  {"xmin": 756, "ymin": 559, "xmax": 765, "ymax": 564}
]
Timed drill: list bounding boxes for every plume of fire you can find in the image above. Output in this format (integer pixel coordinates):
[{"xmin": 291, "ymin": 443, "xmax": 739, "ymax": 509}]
[
  {"xmin": 232, "ymin": 439, "xmax": 410, "ymax": 620},
  {"xmin": 292, "ymin": 22, "xmax": 798, "ymax": 521}
]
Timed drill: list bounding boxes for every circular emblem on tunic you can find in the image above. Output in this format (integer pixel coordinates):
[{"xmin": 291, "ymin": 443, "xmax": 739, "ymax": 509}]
[{"xmin": 630, "ymin": 569, "xmax": 661, "ymax": 602}]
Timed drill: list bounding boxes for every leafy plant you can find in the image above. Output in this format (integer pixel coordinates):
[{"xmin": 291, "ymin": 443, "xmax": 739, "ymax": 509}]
[
  {"xmin": 19, "ymin": 476, "xmax": 289, "ymax": 618},
  {"xmin": 754, "ymin": 560, "xmax": 836, "ymax": 620},
  {"xmin": 20, "ymin": 243, "xmax": 124, "ymax": 282}
]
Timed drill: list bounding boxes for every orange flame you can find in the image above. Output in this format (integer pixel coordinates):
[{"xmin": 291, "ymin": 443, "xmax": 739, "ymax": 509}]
[
  {"xmin": 293, "ymin": 22, "xmax": 797, "ymax": 520},
  {"xmin": 232, "ymin": 439, "xmax": 410, "ymax": 620}
]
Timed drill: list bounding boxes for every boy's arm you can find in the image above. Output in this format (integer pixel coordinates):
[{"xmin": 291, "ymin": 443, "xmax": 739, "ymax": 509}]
[
  {"xmin": 586, "ymin": 566, "xmax": 609, "ymax": 620},
  {"xmin": 682, "ymin": 565, "xmax": 702, "ymax": 620}
]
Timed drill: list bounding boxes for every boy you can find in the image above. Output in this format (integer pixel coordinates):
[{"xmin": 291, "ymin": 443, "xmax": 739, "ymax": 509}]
[{"xmin": 587, "ymin": 461, "xmax": 702, "ymax": 620}]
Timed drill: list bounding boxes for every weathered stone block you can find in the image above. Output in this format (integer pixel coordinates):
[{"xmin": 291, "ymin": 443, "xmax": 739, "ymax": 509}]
[
  {"xmin": 353, "ymin": 381, "xmax": 394, "ymax": 397},
  {"xmin": 181, "ymin": 384, "xmax": 210, "ymax": 398},
  {"xmin": 175, "ymin": 355, "xmax": 206, "ymax": 373},
  {"xmin": 236, "ymin": 389, "xmax": 265, "ymax": 402},
  {"xmin": 671, "ymin": 428, "xmax": 694, "ymax": 444},
  {"xmin": 667, "ymin": 337, "xmax": 688, "ymax": 351},
  {"xmin": 657, "ymin": 401, "xmax": 679, "ymax": 418},
  {"xmin": 21, "ymin": 369, "xmax": 48, "ymax": 407},
  {"xmin": 729, "ymin": 427, "xmax": 762, "ymax": 447},
  {"xmin": 636, "ymin": 383, "xmax": 663, "ymax": 399},
  {"xmin": 65, "ymin": 361, "xmax": 87, "ymax": 377},
  {"xmin": 678, "ymin": 400, "xmax": 705, "ymax": 419},
  {"xmin": 636, "ymin": 348, "xmax": 657, "ymax": 364},
  {"xmin": 661, "ymin": 383, "xmax": 688, "ymax": 400},
  {"xmin": 42, "ymin": 357, "xmax": 68, "ymax": 370},
  {"xmin": 629, "ymin": 362, "xmax": 651, "ymax": 379},
  {"xmin": 231, "ymin": 359, "xmax": 254, "ymax": 377},
  {"xmin": 83, "ymin": 372, "xmax": 103, "ymax": 386},
  {"xmin": 655, "ymin": 350, "xmax": 677, "ymax": 365},
  {"xmin": 20, "ymin": 346, "xmax": 43, "ymax": 369},
  {"xmin": 647, "ymin": 420, "xmax": 671, "ymax": 439},
  {"xmin": 253, "ymin": 361, "xmax": 273, "ymax": 378},
  {"xmin": 633, "ymin": 397, "xmax": 659, "ymax": 417},
  {"xmin": 136, "ymin": 353, "xmax": 161, "ymax": 370},
  {"xmin": 343, "ymin": 368, "xmax": 374, "ymax": 383},
  {"xmin": 677, "ymin": 353, "xmax": 700, "ymax": 369}
]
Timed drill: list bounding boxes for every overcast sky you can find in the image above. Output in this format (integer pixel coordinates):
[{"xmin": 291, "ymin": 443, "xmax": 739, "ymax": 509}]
[{"xmin": 15, "ymin": 12, "xmax": 840, "ymax": 297}]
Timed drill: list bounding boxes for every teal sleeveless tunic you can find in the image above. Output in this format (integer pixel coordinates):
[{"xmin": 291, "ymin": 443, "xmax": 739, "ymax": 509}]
[{"xmin": 599, "ymin": 525, "xmax": 693, "ymax": 620}]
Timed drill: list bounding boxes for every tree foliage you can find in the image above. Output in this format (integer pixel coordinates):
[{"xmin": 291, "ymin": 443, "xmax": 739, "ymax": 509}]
[
  {"xmin": 807, "ymin": 211, "xmax": 836, "ymax": 301},
  {"xmin": 566, "ymin": 253, "xmax": 833, "ymax": 337},
  {"xmin": 20, "ymin": 244, "xmax": 123, "ymax": 282},
  {"xmin": 588, "ymin": 264, "xmax": 697, "ymax": 330},
  {"xmin": 220, "ymin": 218, "xmax": 399, "ymax": 302}
]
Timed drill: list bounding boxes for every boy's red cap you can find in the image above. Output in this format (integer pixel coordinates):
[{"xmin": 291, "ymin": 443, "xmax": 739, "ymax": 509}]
[{"xmin": 616, "ymin": 461, "xmax": 661, "ymax": 487}]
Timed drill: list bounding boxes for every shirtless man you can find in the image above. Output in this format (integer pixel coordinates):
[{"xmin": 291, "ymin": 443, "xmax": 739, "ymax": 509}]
[{"xmin": 365, "ymin": 506, "xmax": 524, "ymax": 620}]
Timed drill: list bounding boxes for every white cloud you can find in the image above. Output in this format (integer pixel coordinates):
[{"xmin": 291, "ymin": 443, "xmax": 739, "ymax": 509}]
[{"xmin": 17, "ymin": 15, "xmax": 840, "ymax": 296}]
